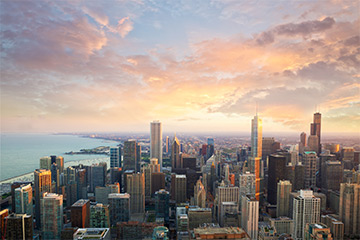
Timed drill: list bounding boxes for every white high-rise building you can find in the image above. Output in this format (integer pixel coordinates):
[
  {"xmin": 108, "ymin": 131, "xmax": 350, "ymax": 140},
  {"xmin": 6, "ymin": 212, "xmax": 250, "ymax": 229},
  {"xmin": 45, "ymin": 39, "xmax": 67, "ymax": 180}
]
[
  {"xmin": 239, "ymin": 171, "xmax": 256, "ymax": 197},
  {"xmin": 215, "ymin": 183, "xmax": 239, "ymax": 226},
  {"xmin": 151, "ymin": 121, "xmax": 163, "ymax": 171},
  {"xmin": 241, "ymin": 194, "xmax": 259, "ymax": 240},
  {"xmin": 110, "ymin": 146, "xmax": 121, "ymax": 168},
  {"xmin": 293, "ymin": 190, "xmax": 320, "ymax": 240}
]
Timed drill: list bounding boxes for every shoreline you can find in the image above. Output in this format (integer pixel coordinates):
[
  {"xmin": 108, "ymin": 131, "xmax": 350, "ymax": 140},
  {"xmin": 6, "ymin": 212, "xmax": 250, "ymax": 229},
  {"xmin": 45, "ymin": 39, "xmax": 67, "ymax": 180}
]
[{"xmin": 0, "ymin": 157, "xmax": 109, "ymax": 185}]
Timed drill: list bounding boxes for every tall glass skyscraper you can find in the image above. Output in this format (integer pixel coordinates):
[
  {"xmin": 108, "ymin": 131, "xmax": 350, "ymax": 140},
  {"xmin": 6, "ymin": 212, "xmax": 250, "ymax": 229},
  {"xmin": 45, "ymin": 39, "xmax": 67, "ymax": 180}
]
[
  {"xmin": 110, "ymin": 146, "xmax": 121, "ymax": 168},
  {"xmin": 151, "ymin": 121, "xmax": 162, "ymax": 171},
  {"xmin": 251, "ymin": 115, "xmax": 262, "ymax": 158}
]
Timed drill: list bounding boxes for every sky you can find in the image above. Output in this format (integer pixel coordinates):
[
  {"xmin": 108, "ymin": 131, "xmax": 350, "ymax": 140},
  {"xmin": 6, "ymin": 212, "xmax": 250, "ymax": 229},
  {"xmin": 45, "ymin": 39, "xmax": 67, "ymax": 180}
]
[{"xmin": 0, "ymin": 0, "xmax": 359, "ymax": 134}]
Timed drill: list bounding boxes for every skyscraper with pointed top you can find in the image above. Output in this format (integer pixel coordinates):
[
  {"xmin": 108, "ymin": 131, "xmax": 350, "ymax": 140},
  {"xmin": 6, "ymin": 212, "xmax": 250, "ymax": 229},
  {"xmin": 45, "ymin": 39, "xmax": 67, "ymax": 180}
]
[
  {"xmin": 249, "ymin": 112, "xmax": 262, "ymax": 201},
  {"xmin": 151, "ymin": 121, "xmax": 163, "ymax": 171},
  {"xmin": 310, "ymin": 112, "xmax": 321, "ymax": 154},
  {"xmin": 171, "ymin": 134, "xmax": 180, "ymax": 169}
]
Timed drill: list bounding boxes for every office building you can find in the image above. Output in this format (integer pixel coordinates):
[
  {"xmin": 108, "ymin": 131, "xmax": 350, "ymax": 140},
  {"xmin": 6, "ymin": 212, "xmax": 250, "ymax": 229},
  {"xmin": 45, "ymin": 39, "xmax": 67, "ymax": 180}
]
[
  {"xmin": 14, "ymin": 184, "xmax": 33, "ymax": 216},
  {"xmin": 95, "ymin": 183, "xmax": 120, "ymax": 204},
  {"xmin": 251, "ymin": 114, "xmax": 262, "ymax": 158},
  {"xmin": 268, "ymin": 154, "xmax": 287, "ymax": 204},
  {"xmin": 241, "ymin": 195, "xmax": 259, "ymax": 239},
  {"xmin": 117, "ymin": 221, "xmax": 161, "ymax": 239},
  {"xmin": 110, "ymin": 146, "xmax": 121, "ymax": 168},
  {"xmin": 216, "ymin": 184, "xmax": 240, "ymax": 227},
  {"xmin": 310, "ymin": 112, "xmax": 322, "ymax": 154},
  {"xmin": 40, "ymin": 156, "xmax": 52, "ymax": 170},
  {"xmin": 171, "ymin": 135, "xmax": 181, "ymax": 169},
  {"xmin": 269, "ymin": 217, "xmax": 294, "ymax": 235},
  {"xmin": 151, "ymin": 121, "xmax": 163, "ymax": 171},
  {"xmin": 71, "ymin": 199, "xmax": 90, "ymax": 228},
  {"xmin": 303, "ymin": 152, "xmax": 318, "ymax": 188},
  {"xmin": 151, "ymin": 172, "xmax": 165, "ymax": 195},
  {"xmin": 188, "ymin": 208, "xmax": 212, "ymax": 230},
  {"xmin": 293, "ymin": 190, "xmax": 320, "ymax": 240},
  {"xmin": 276, "ymin": 180, "xmax": 292, "ymax": 217},
  {"xmin": 172, "ymin": 174, "xmax": 187, "ymax": 203},
  {"xmin": 305, "ymin": 223, "xmax": 333, "ymax": 240},
  {"xmin": 126, "ymin": 172, "xmax": 145, "ymax": 214},
  {"xmin": 108, "ymin": 193, "xmax": 130, "ymax": 226},
  {"xmin": 193, "ymin": 225, "xmax": 249, "ymax": 239},
  {"xmin": 250, "ymin": 114, "xmax": 262, "ymax": 201},
  {"xmin": 308, "ymin": 135, "xmax": 320, "ymax": 155},
  {"xmin": 90, "ymin": 203, "xmax": 110, "ymax": 228},
  {"xmin": 5, "ymin": 213, "xmax": 33, "ymax": 240},
  {"xmin": 321, "ymin": 214, "xmax": 344, "ymax": 240},
  {"xmin": 73, "ymin": 228, "xmax": 111, "ymax": 240},
  {"xmin": 123, "ymin": 140, "xmax": 138, "ymax": 172},
  {"xmin": 194, "ymin": 179, "xmax": 206, "ymax": 208},
  {"xmin": 90, "ymin": 162, "xmax": 107, "ymax": 193},
  {"xmin": 294, "ymin": 163, "xmax": 305, "ymax": 191},
  {"xmin": 34, "ymin": 169, "xmax": 52, "ymax": 228},
  {"xmin": 165, "ymin": 136, "xmax": 170, "ymax": 154},
  {"xmin": 321, "ymin": 161, "xmax": 342, "ymax": 191},
  {"xmin": 109, "ymin": 167, "xmax": 122, "ymax": 185},
  {"xmin": 155, "ymin": 189, "xmax": 170, "ymax": 224},
  {"xmin": 142, "ymin": 165, "xmax": 152, "ymax": 199},
  {"xmin": 339, "ymin": 182, "xmax": 360, "ymax": 236},
  {"xmin": 239, "ymin": 172, "xmax": 256, "ymax": 198},
  {"xmin": 41, "ymin": 193, "xmax": 63, "ymax": 239},
  {"xmin": 150, "ymin": 158, "xmax": 161, "ymax": 173}
]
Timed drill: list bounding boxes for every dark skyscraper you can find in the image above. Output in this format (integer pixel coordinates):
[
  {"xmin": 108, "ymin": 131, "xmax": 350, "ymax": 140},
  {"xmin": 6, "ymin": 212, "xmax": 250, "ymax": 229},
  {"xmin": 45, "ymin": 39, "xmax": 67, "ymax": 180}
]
[
  {"xmin": 171, "ymin": 135, "xmax": 180, "ymax": 169},
  {"xmin": 268, "ymin": 154, "xmax": 287, "ymax": 204},
  {"xmin": 310, "ymin": 112, "xmax": 321, "ymax": 154},
  {"xmin": 123, "ymin": 140, "xmax": 138, "ymax": 172}
]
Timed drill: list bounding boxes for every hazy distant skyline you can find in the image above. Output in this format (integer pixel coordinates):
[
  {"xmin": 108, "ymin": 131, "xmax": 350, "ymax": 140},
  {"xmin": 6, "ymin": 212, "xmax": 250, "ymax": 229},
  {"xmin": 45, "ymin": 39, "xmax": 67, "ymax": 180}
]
[{"xmin": 1, "ymin": 0, "xmax": 359, "ymax": 133}]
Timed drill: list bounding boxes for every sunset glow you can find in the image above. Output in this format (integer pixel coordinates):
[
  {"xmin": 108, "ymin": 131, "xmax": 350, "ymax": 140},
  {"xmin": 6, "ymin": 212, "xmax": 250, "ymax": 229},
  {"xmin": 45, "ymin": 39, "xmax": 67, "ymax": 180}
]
[{"xmin": 1, "ymin": 0, "xmax": 359, "ymax": 133}]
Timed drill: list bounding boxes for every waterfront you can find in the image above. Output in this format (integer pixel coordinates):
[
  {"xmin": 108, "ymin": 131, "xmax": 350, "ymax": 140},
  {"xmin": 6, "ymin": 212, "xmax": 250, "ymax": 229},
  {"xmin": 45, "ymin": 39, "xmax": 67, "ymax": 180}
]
[{"xmin": 0, "ymin": 133, "xmax": 119, "ymax": 181}]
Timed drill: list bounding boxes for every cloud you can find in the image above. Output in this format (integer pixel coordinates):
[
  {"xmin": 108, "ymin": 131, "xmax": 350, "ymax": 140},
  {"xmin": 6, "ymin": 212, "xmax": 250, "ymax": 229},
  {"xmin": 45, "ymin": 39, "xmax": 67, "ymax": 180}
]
[{"xmin": 116, "ymin": 17, "xmax": 134, "ymax": 38}]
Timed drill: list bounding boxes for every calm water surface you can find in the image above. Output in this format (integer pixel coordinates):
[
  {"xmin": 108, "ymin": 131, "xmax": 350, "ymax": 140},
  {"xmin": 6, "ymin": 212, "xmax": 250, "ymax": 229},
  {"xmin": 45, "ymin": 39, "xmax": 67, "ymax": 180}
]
[{"xmin": 0, "ymin": 133, "xmax": 119, "ymax": 181}]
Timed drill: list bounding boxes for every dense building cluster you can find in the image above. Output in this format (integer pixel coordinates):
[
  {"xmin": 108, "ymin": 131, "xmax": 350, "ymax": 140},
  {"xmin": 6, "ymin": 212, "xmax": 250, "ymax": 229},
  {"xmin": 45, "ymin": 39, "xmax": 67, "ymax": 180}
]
[{"xmin": 0, "ymin": 116, "xmax": 359, "ymax": 240}]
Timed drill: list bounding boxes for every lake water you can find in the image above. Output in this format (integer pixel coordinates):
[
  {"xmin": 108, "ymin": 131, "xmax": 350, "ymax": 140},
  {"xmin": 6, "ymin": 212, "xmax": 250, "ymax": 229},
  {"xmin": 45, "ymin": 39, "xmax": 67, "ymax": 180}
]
[{"xmin": 0, "ymin": 133, "xmax": 119, "ymax": 181}]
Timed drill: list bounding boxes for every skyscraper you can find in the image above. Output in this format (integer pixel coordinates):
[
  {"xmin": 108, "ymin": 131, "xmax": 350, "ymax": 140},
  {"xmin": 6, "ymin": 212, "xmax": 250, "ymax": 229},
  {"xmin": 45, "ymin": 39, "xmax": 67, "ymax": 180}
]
[
  {"xmin": 126, "ymin": 172, "xmax": 145, "ymax": 214},
  {"xmin": 155, "ymin": 189, "xmax": 170, "ymax": 224},
  {"xmin": 216, "ymin": 183, "xmax": 239, "ymax": 226},
  {"xmin": 41, "ymin": 193, "xmax": 63, "ymax": 239},
  {"xmin": 90, "ymin": 203, "xmax": 110, "ymax": 228},
  {"xmin": 194, "ymin": 179, "xmax": 206, "ymax": 208},
  {"xmin": 241, "ymin": 194, "xmax": 259, "ymax": 240},
  {"xmin": 5, "ymin": 213, "xmax": 33, "ymax": 240},
  {"xmin": 303, "ymin": 151, "xmax": 318, "ymax": 188},
  {"xmin": 268, "ymin": 154, "xmax": 287, "ymax": 204},
  {"xmin": 14, "ymin": 184, "xmax": 33, "ymax": 216},
  {"xmin": 293, "ymin": 190, "xmax": 320, "ymax": 240},
  {"xmin": 249, "ymin": 114, "xmax": 262, "ymax": 201},
  {"xmin": 151, "ymin": 121, "xmax": 163, "ymax": 171},
  {"xmin": 71, "ymin": 199, "xmax": 90, "ymax": 228},
  {"xmin": 339, "ymin": 182, "xmax": 360, "ymax": 236},
  {"xmin": 165, "ymin": 136, "xmax": 170, "ymax": 154},
  {"xmin": 108, "ymin": 193, "xmax": 130, "ymax": 226},
  {"xmin": 310, "ymin": 112, "xmax": 321, "ymax": 154},
  {"xmin": 251, "ymin": 115, "xmax": 262, "ymax": 158},
  {"xmin": 110, "ymin": 146, "xmax": 121, "ymax": 168},
  {"xmin": 123, "ymin": 140, "xmax": 138, "ymax": 172},
  {"xmin": 40, "ymin": 156, "xmax": 52, "ymax": 170},
  {"xmin": 90, "ymin": 162, "xmax": 107, "ymax": 192},
  {"xmin": 171, "ymin": 135, "xmax": 180, "ymax": 169},
  {"xmin": 276, "ymin": 180, "xmax": 292, "ymax": 217},
  {"xmin": 34, "ymin": 169, "xmax": 52, "ymax": 228}
]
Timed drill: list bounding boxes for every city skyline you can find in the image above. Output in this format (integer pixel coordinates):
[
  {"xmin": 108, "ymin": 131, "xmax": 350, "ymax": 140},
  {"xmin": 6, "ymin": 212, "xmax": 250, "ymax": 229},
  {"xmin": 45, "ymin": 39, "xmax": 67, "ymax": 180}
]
[{"xmin": 1, "ymin": 1, "xmax": 359, "ymax": 134}]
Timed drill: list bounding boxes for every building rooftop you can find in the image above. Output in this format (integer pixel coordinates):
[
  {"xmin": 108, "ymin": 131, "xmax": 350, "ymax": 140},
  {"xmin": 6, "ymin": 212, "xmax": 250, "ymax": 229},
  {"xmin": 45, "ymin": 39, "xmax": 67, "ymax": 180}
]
[
  {"xmin": 176, "ymin": 175, "xmax": 186, "ymax": 178},
  {"xmin": 72, "ymin": 199, "xmax": 90, "ymax": 207},
  {"xmin": 108, "ymin": 193, "xmax": 130, "ymax": 199},
  {"xmin": 73, "ymin": 228, "xmax": 110, "ymax": 240},
  {"xmin": 193, "ymin": 226, "xmax": 249, "ymax": 238}
]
